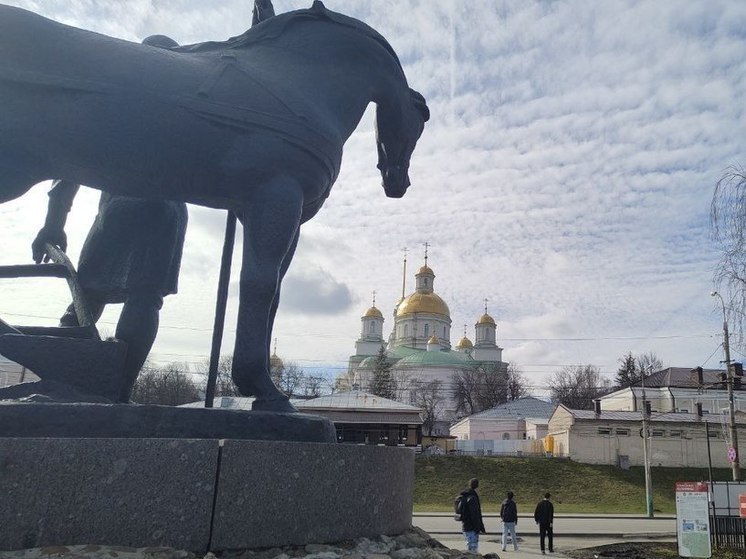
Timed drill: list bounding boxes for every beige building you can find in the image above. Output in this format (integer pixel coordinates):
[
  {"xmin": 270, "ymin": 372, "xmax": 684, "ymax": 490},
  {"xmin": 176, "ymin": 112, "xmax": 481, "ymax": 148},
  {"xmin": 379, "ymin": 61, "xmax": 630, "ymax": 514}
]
[{"xmin": 547, "ymin": 404, "xmax": 746, "ymax": 468}]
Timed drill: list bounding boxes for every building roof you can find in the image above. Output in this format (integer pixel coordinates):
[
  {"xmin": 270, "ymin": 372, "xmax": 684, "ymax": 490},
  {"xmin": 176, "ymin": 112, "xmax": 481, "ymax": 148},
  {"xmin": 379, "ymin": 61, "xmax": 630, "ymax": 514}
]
[
  {"xmin": 181, "ymin": 391, "xmax": 422, "ymax": 414},
  {"xmin": 396, "ymin": 291, "xmax": 450, "ymax": 318},
  {"xmin": 470, "ymin": 397, "xmax": 556, "ymax": 420},
  {"xmin": 363, "ymin": 306, "xmax": 383, "ymax": 318},
  {"xmin": 294, "ymin": 391, "xmax": 422, "ymax": 412},
  {"xmin": 557, "ymin": 405, "xmax": 746, "ymax": 425},
  {"xmin": 394, "ymin": 348, "xmax": 475, "ymax": 369},
  {"xmin": 313, "ymin": 410, "xmax": 423, "ymax": 424},
  {"xmin": 477, "ymin": 313, "xmax": 495, "ymax": 325},
  {"xmin": 631, "ymin": 367, "xmax": 725, "ymax": 389}
]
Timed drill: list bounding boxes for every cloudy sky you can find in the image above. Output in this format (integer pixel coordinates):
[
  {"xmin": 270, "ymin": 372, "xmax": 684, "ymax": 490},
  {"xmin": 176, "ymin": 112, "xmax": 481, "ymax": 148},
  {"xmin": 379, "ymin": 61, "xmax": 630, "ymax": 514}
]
[{"xmin": 1, "ymin": 0, "xmax": 745, "ymax": 394}]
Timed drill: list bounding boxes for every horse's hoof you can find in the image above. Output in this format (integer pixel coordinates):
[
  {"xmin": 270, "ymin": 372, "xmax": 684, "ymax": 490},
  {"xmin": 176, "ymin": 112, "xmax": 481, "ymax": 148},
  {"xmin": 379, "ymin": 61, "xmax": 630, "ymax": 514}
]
[{"xmin": 252, "ymin": 397, "xmax": 298, "ymax": 413}]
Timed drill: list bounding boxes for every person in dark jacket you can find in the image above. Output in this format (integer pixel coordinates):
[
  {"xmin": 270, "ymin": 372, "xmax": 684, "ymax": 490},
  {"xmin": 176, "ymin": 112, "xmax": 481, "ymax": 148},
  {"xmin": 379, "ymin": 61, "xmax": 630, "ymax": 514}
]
[
  {"xmin": 459, "ymin": 478, "xmax": 486, "ymax": 552},
  {"xmin": 500, "ymin": 491, "xmax": 519, "ymax": 551},
  {"xmin": 534, "ymin": 492, "xmax": 554, "ymax": 554}
]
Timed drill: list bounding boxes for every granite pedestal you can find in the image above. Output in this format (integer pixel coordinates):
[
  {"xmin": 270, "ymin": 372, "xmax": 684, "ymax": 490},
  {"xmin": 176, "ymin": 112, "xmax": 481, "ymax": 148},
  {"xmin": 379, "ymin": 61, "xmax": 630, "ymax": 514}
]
[{"xmin": 0, "ymin": 438, "xmax": 414, "ymax": 552}]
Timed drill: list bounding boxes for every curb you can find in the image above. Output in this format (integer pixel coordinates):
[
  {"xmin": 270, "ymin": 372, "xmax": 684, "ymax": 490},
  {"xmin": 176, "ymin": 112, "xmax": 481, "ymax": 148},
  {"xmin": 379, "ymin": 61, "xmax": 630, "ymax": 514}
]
[{"xmin": 427, "ymin": 532, "xmax": 676, "ymax": 539}]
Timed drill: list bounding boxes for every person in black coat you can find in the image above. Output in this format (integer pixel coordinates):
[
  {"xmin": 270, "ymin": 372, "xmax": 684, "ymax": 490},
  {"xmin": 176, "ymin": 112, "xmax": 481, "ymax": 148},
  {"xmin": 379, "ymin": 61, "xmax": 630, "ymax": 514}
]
[
  {"xmin": 534, "ymin": 492, "xmax": 554, "ymax": 553},
  {"xmin": 459, "ymin": 478, "xmax": 486, "ymax": 552}
]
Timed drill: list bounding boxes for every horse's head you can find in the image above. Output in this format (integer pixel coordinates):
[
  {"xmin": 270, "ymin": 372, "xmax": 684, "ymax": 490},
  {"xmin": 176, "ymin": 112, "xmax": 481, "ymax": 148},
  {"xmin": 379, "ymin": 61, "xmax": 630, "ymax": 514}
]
[{"xmin": 376, "ymin": 88, "xmax": 429, "ymax": 198}]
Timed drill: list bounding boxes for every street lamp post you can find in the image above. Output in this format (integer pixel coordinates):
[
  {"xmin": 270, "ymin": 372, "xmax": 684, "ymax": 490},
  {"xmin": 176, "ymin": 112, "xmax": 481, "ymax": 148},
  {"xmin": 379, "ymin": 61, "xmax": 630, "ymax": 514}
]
[
  {"xmin": 711, "ymin": 290, "xmax": 741, "ymax": 482},
  {"xmin": 641, "ymin": 369, "xmax": 654, "ymax": 518}
]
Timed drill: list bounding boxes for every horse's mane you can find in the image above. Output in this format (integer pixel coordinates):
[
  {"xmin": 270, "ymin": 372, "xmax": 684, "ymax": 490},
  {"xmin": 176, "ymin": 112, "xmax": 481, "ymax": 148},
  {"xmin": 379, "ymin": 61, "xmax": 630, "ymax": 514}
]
[{"xmin": 175, "ymin": 1, "xmax": 404, "ymax": 73}]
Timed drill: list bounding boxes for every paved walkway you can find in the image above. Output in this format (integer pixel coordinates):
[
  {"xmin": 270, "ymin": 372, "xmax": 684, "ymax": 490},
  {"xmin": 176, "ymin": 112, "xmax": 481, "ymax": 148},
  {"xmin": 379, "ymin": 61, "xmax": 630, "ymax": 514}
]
[
  {"xmin": 418, "ymin": 513, "xmax": 677, "ymax": 558},
  {"xmin": 434, "ymin": 533, "xmax": 675, "ymax": 559}
]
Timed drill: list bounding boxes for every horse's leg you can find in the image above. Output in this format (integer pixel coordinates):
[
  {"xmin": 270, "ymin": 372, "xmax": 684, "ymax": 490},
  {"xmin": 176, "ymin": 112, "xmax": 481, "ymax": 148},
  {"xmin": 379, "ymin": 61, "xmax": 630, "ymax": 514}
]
[
  {"xmin": 232, "ymin": 176, "xmax": 303, "ymax": 413},
  {"xmin": 266, "ymin": 229, "xmax": 300, "ymax": 364}
]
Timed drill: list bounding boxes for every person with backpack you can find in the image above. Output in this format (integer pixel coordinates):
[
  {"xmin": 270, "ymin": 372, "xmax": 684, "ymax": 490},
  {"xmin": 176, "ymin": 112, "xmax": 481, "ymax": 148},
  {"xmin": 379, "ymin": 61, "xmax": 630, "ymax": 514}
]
[
  {"xmin": 500, "ymin": 491, "xmax": 519, "ymax": 551},
  {"xmin": 455, "ymin": 478, "xmax": 486, "ymax": 552},
  {"xmin": 534, "ymin": 492, "xmax": 554, "ymax": 554}
]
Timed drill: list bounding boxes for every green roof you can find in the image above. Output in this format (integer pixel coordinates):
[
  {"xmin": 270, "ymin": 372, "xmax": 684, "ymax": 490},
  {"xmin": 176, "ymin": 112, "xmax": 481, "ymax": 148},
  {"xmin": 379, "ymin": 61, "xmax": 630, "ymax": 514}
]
[
  {"xmin": 358, "ymin": 345, "xmax": 420, "ymax": 369},
  {"xmin": 394, "ymin": 349, "xmax": 476, "ymax": 369}
]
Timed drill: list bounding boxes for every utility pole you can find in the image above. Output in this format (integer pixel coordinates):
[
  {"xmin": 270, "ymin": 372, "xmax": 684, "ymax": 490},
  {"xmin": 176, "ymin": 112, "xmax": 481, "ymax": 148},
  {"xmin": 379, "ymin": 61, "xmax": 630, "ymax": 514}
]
[
  {"xmin": 641, "ymin": 368, "xmax": 654, "ymax": 518},
  {"xmin": 712, "ymin": 291, "xmax": 741, "ymax": 481}
]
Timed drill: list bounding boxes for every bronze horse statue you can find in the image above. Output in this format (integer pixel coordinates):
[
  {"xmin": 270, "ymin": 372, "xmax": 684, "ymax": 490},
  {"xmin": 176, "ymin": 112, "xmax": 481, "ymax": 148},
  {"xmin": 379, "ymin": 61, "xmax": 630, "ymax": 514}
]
[{"xmin": 0, "ymin": 1, "xmax": 429, "ymax": 412}]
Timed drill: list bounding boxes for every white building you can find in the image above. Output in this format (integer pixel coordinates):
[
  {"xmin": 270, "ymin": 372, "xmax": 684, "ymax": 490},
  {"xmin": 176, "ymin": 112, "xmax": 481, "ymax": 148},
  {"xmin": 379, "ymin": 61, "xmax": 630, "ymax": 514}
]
[
  {"xmin": 450, "ymin": 397, "xmax": 555, "ymax": 441},
  {"xmin": 599, "ymin": 366, "xmax": 746, "ymax": 415},
  {"xmin": 345, "ymin": 255, "xmax": 508, "ymax": 435}
]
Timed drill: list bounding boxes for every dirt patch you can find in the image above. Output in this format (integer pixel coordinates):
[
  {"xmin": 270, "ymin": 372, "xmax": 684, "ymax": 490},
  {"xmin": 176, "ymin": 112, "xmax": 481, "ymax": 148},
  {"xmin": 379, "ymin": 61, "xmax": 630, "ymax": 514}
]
[{"xmin": 565, "ymin": 542, "xmax": 679, "ymax": 559}]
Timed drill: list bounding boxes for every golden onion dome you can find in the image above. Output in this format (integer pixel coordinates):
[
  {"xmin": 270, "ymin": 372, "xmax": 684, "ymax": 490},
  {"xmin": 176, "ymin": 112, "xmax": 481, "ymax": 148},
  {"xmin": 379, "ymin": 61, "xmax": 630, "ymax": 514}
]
[
  {"xmin": 269, "ymin": 353, "xmax": 284, "ymax": 369},
  {"xmin": 418, "ymin": 265, "xmax": 434, "ymax": 275},
  {"xmin": 396, "ymin": 292, "xmax": 450, "ymax": 318},
  {"xmin": 478, "ymin": 313, "xmax": 496, "ymax": 325},
  {"xmin": 363, "ymin": 306, "xmax": 383, "ymax": 318},
  {"xmin": 456, "ymin": 336, "xmax": 474, "ymax": 349}
]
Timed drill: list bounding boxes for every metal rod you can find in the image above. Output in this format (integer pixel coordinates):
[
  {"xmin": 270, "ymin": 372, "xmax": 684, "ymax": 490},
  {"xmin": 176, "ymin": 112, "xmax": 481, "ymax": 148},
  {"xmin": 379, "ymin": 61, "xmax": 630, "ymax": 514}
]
[
  {"xmin": 641, "ymin": 369, "xmax": 654, "ymax": 517},
  {"xmin": 204, "ymin": 211, "xmax": 237, "ymax": 408}
]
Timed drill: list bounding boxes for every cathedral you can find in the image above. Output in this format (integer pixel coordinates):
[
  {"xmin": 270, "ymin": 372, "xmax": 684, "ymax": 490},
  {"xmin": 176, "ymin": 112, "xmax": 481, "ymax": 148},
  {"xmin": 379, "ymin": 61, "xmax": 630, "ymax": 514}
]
[{"xmin": 345, "ymin": 253, "xmax": 508, "ymax": 434}]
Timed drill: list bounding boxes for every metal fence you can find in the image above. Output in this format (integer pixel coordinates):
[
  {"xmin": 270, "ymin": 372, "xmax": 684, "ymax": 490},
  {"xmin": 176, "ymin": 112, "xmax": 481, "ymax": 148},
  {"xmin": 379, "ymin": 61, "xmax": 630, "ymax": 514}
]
[{"xmin": 711, "ymin": 515, "xmax": 746, "ymax": 552}]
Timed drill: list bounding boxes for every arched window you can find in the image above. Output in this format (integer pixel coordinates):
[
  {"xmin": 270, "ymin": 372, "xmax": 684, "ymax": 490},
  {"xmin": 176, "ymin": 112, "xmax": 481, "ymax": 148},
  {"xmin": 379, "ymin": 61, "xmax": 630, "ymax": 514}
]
[
  {"xmin": 404, "ymin": 324, "xmax": 409, "ymax": 337},
  {"xmin": 424, "ymin": 278, "xmax": 428, "ymax": 287},
  {"xmin": 369, "ymin": 322, "xmax": 375, "ymax": 333},
  {"xmin": 443, "ymin": 326, "xmax": 447, "ymax": 338},
  {"xmin": 424, "ymin": 323, "xmax": 430, "ymax": 337}
]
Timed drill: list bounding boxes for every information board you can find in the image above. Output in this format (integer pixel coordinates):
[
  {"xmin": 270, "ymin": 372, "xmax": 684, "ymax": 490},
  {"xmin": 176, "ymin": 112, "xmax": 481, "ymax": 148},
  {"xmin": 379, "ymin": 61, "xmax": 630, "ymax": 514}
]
[{"xmin": 675, "ymin": 482, "xmax": 712, "ymax": 558}]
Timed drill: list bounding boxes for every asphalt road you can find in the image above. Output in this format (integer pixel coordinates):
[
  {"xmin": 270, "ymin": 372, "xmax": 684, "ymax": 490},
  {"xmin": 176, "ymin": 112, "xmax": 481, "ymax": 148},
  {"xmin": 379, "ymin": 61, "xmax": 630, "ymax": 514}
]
[{"xmin": 413, "ymin": 513, "xmax": 677, "ymax": 558}]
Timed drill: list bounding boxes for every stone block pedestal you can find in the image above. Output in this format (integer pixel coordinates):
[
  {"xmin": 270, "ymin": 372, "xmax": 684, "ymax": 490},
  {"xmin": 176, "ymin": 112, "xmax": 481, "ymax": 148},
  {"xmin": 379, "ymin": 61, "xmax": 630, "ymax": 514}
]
[{"xmin": 0, "ymin": 438, "xmax": 414, "ymax": 552}]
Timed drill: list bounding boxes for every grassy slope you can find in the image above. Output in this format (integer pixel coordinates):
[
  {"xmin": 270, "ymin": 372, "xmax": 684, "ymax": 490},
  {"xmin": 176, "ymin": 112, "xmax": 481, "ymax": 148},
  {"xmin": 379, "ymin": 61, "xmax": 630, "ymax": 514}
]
[{"xmin": 414, "ymin": 456, "xmax": 732, "ymax": 514}]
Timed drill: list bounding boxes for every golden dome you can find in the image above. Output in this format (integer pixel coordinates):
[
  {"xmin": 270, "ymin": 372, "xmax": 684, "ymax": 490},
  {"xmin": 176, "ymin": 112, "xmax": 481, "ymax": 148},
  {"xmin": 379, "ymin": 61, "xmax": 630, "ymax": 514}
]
[
  {"xmin": 396, "ymin": 292, "xmax": 450, "ymax": 317},
  {"xmin": 363, "ymin": 306, "xmax": 383, "ymax": 318},
  {"xmin": 456, "ymin": 336, "xmax": 474, "ymax": 349},
  {"xmin": 418, "ymin": 265, "xmax": 434, "ymax": 275},
  {"xmin": 269, "ymin": 353, "xmax": 284, "ymax": 369},
  {"xmin": 478, "ymin": 313, "xmax": 496, "ymax": 325}
]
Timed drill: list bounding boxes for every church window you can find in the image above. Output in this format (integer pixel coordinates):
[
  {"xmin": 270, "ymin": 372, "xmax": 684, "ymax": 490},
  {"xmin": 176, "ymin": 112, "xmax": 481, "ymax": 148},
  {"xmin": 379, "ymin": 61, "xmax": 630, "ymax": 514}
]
[
  {"xmin": 502, "ymin": 432, "xmax": 510, "ymax": 440},
  {"xmin": 424, "ymin": 323, "xmax": 430, "ymax": 337},
  {"xmin": 443, "ymin": 326, "xmax": 446, "ymax": 338},
  {"xmin": 404, "ymin": 324, "xmax": 409, "ymax": 337},
  {"xmin": 424, "ymin": 278, "xmax": 428, "ymax": 287},
  {"xmin": 369, "ymin": 322, "xmax": 375, "ymax": 334}
]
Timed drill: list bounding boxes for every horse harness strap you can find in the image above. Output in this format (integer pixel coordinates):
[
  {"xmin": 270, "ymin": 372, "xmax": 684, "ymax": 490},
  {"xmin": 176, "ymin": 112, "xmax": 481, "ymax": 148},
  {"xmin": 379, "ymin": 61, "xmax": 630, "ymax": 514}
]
[{"xmin": 179, "ymin": 56, "xmax": 341, "ymax": 184}]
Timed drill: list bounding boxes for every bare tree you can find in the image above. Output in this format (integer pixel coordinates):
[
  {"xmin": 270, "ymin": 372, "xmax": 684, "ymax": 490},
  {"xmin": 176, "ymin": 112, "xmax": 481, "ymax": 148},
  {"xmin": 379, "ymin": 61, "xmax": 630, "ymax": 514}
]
[
  {"xmin": 549, "ymin": 365, "xmax": 610, "ymax": 410},
  {"xmin": 451, "ymin": 368, "xmax": 483, "ymax": 416},
  {"xmin": 131, "ymin": 362, "xmax": 200, "ymax": 406},
  {"xmin": 712, "ymin": 165, "xmax": 746, "ymax": 349},
  {"xmin": 391, "ymin": 370, "xmax": 411, "ymax": 402},
  {"xmin": 298, "ymin": 374, "xmax": 325, "ymax": 398},
  {"xmin": 270, "ymin": 361, "xmax": 305, "ymax": 397},
  {"xmin": 199, "ymin": 354, "xmax": 241, "ymax": 397},
  {"xmin": 506, "ymin": 362, "xmax": 530, "ymax": 401},
  {"xmin": 452, "ymin": 362, "xmax": 525, "ymax": 416},
  {"xmin": 410, "ymin": 379, "xmax": 443, "ymax": 436},
  {"xmin": 636, "ymin": 352, "xmax": 663, "ymax": 376}
]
